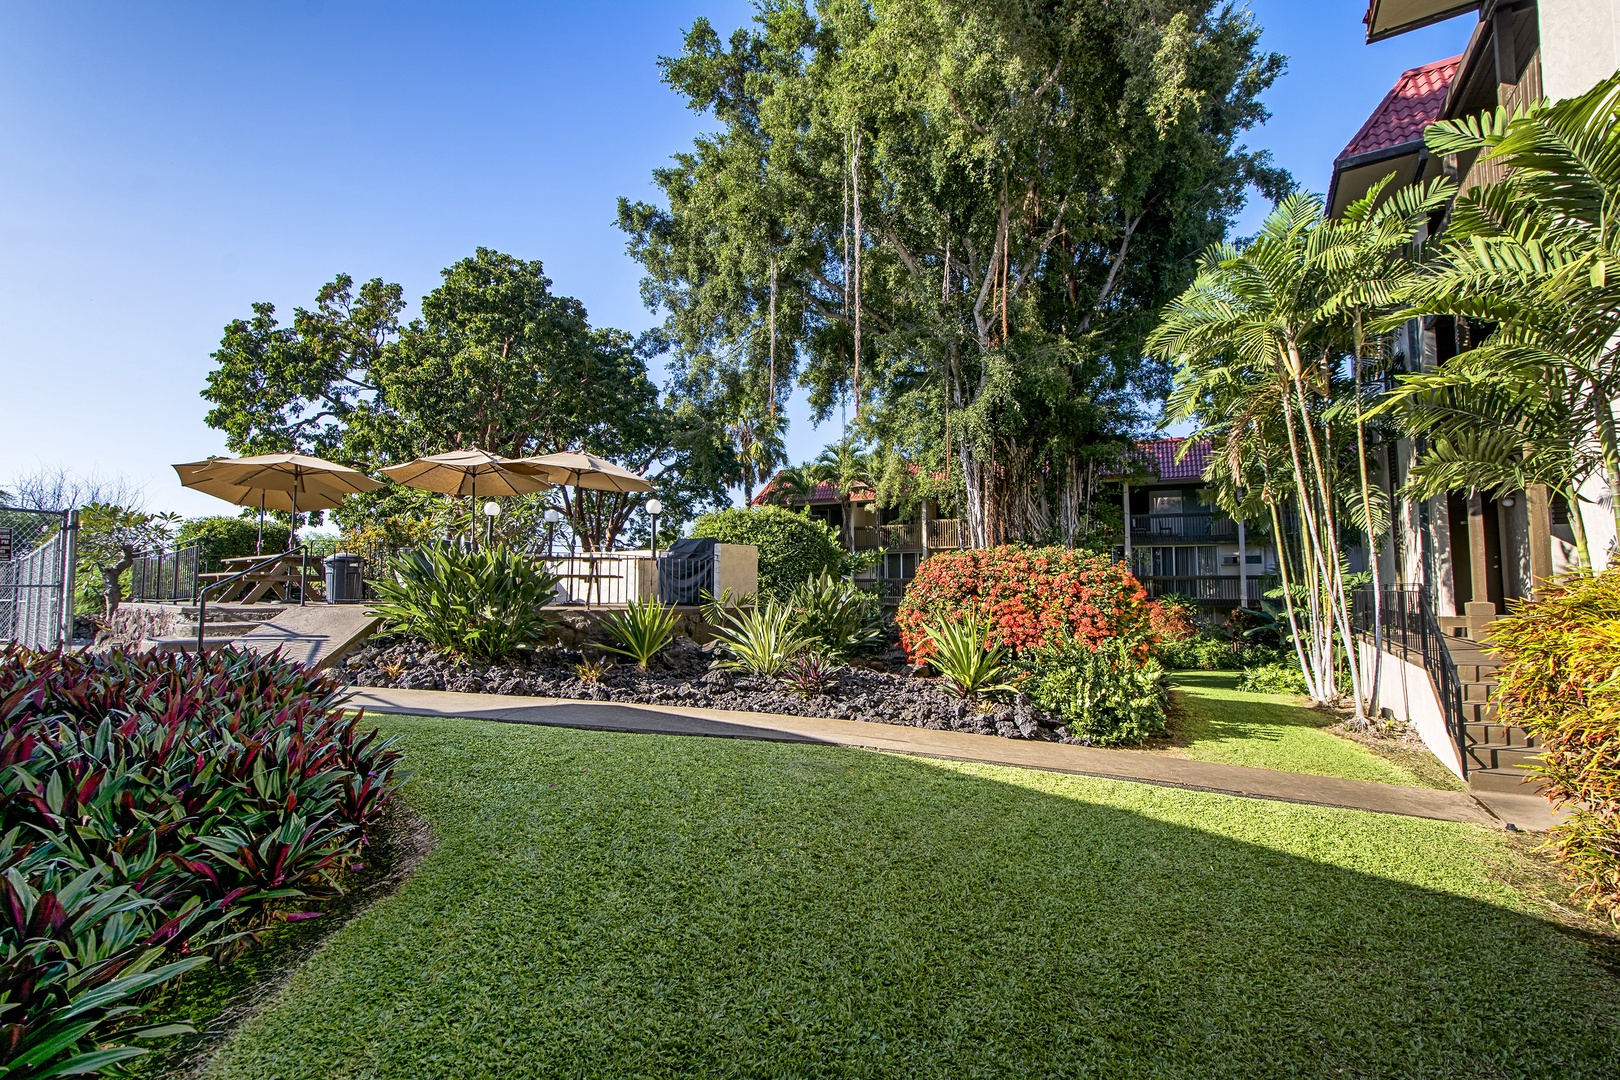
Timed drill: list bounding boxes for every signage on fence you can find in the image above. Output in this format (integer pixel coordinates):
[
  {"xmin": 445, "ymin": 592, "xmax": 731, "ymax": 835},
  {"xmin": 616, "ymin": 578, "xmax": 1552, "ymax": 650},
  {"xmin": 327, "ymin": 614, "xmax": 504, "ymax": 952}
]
[{"xmin": 0, "ymin": 528, "xmax": 11, "ymax": 562}]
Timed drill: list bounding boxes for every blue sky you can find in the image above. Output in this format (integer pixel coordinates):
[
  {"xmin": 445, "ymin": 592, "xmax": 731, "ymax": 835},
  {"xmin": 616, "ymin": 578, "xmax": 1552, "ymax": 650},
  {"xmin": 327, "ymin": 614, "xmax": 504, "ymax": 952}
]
[{"xmin": 0, "ymin": 1, "xmax": 1475, "ymax": 517}]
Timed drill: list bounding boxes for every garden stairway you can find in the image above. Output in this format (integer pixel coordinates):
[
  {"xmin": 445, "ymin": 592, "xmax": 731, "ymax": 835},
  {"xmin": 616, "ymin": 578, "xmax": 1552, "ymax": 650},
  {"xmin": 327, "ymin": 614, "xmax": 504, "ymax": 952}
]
[
  {"xmin": 1445, "ymin": 637, "xmax": 1544, "ymax": 795},
  {"xmin": 141, "ymin": 603, "xmax": 283, "ymax": 654}
]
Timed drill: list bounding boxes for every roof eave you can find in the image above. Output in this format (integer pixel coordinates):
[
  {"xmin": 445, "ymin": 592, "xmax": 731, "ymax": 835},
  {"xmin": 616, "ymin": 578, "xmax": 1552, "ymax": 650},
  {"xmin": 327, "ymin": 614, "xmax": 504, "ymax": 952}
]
[{"xmin": 1364, "ymin": 1, "xmax": 1482, "ymax": 44}]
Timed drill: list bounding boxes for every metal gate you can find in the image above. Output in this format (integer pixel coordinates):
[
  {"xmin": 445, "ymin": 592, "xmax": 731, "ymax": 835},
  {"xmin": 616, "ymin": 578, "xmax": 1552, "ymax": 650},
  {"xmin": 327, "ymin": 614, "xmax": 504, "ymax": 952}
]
[{"xmin": 0, "ymin": 507, "xmax": 77, "ymax": 650}]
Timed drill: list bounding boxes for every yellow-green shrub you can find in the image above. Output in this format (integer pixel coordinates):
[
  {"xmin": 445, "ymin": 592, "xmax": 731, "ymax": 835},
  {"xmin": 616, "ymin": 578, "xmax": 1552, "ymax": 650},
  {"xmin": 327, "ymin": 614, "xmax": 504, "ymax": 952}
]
[{"xmin": 1489, "ymin": 571, "xmax": 1620, "ymax": 922}]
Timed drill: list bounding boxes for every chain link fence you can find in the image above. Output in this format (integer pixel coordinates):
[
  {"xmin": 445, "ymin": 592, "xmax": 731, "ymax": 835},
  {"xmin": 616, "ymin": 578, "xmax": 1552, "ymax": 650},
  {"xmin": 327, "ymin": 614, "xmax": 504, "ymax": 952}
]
[{"xmin": 0, "ymin": 507, "xmax": 76, "ymax": 650}]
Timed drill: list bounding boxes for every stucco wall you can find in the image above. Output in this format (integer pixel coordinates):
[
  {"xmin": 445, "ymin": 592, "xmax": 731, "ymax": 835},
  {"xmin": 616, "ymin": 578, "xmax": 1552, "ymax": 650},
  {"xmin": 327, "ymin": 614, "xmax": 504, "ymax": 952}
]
[
  {"xmin": 1360, "ymin": 639, "xmax": 1466, "ymax": 781},
  {"xmin": 1541, "ymin": 0, "xmax": 1620, "ymax": 100}
]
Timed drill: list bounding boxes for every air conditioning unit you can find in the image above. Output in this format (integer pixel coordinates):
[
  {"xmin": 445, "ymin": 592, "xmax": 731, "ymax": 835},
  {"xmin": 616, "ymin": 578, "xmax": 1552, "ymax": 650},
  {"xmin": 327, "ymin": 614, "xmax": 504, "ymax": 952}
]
[{"xmin": 1222, "ymin": 555, "xmax": 1239, "ymax": 566}]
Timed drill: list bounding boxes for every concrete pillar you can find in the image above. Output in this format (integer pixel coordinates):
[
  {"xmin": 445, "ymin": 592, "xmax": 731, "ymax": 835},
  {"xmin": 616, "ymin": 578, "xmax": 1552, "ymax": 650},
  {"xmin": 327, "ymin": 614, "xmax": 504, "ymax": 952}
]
[
  {"xmin": 1465, "ymin": 491, "xmax": 1498, "ymax": 637},
  {"xmin": 1122, "ymin": 483, "xmax": 1132, "ymax": 568},
  {"xmin": 1237, "ymin": 519, "xmax": 1248, "ymax": 607},
  {"xmin": 1526, "ymin": 483, "xmax": 1554, "ymax": 596}
]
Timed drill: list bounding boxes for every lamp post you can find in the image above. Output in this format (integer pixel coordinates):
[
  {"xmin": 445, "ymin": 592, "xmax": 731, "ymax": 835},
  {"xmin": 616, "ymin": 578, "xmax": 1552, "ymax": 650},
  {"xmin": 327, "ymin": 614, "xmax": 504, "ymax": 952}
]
[
  {"xmin": 482, "ymin": 500, "xmax": 501, "ymax": 549},
  {"xmin": 646, "ymin": 498, "xmax": 664, "ymax": 562},
  {"xmin": 544, "ymin": 507, "xmax": 561, "ymax": 557}
]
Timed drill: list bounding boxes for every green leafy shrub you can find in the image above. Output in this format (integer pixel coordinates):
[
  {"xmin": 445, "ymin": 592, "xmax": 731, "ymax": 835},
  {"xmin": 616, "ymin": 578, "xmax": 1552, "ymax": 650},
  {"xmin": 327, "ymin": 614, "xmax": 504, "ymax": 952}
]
[
  {"xmin": 1489, "ymin": 571, "xmax": 1620, "ymax": 922},
  {"xmin": 689, "ymin": 507, "xmax": 849, "ymax": 599},
  {"xmin": 1154, "ymin": 632, "xmax": 1241, "ymax": 671},
  {"xmin": 921, "ymin": 619, "xmax": 1016, "ymax": 699},
  {"xmin": 176, "ymin": 515, "xmax": 292, "ymax": 571},
  {"xmin": 1021, "ymin": 635, "xmax": 1169, "ymax": 745},
  {"xmin": 786, "ymin": 572, "xmax": 886, "ymax": 659},
  {"xmin": 896, "ymin": 546, "xmax": 1153, "ymax": 661},
  {"xmin": 0, "ymin": 644, "xmax": 403, "ymax": 1077},
  {"xmin": 1236, "ymin": 661, "xmax": 1310, "ymax": 696},
  {"xmin": 370, "ymin": 543, "xmax": 560, "ymax": 661},
  {"xmin": 712, "ymin": 600, "xmax": 812, "ymax": 676},
  {"xmin": 599, "ymin": 600, "xmax": 678, "ymax": 670}
]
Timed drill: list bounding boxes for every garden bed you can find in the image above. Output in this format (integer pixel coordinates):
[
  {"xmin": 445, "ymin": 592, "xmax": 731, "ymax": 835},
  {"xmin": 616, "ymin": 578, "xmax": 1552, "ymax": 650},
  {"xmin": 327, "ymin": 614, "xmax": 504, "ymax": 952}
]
[{"xmin": 342, "ymin": 635, "xmax": 1066, "ymax": 741}]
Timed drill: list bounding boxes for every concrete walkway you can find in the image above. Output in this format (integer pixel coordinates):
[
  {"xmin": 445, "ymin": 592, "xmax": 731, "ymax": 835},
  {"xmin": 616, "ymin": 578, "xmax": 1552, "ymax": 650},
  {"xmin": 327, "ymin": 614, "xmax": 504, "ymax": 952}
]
[
  {"xmin": 345, "ymin": 686, "xmax": 1505, "ymax": 828},
  {"xmin": 237, "ymin": 606, "xmax": 380, "ymax": 670}
]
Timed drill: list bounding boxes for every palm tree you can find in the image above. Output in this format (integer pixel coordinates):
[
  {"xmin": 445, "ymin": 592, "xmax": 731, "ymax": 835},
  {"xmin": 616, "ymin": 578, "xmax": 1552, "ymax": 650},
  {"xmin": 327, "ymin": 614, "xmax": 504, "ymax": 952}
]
[
  {"xmin": 1396, "ymin": 73, "xmax": 1620, "ymax": 543},
  {"xmin": 727, "ymin": 411, "xmax": 787, "ymax": 506},
  {"xmin": 1151, "ymin": 184, "xmax": 1447, "ymax": 719}
]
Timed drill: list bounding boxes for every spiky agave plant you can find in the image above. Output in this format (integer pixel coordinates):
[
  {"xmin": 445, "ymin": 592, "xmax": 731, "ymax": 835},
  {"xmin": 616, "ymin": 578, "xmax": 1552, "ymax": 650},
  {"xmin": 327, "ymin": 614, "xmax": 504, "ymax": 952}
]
[
  {"xmin": 712, "ymin": 600, "xmax": 811, "ymax": 677},
  {"xmin": 599, "ymin": 599, "xmax": 678, "ymax": 670},
  {"xmin": 921, "ymin": 618, "xmax": 1016, "ymax": 699}
]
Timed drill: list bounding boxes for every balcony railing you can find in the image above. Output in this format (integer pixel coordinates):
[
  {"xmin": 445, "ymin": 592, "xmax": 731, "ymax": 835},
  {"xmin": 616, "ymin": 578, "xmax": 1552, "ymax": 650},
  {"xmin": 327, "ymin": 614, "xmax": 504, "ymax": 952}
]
[
  {"xmin": 1130, "ymin": 513, "xmax": 1238, "ymax": 542},
  {"xmin": 1139, "ymin": 574, "xmax": 1275, "ymax": 607},
  {"xmin": 849, "ymin": 519, "xmax": 965, "ymax": 552}
]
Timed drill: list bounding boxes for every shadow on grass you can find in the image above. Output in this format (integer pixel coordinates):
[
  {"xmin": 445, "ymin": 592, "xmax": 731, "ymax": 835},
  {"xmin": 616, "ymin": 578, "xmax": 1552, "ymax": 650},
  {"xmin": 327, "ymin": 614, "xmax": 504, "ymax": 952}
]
[{"xmin": 178, "ymin": 717, "xmax": 1619, "ymax": 1080}]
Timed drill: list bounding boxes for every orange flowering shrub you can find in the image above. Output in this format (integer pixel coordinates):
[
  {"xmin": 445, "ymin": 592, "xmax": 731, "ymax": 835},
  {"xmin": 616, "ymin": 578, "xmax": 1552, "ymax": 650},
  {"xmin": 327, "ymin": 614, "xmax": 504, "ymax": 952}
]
[
  {"xmin": 1146, "ymin": 596, "xmax": 1200, "ymax": 643},
  {"xmin": 896, "ymin": 546, "xmax": 1154, "ymax": 662}
]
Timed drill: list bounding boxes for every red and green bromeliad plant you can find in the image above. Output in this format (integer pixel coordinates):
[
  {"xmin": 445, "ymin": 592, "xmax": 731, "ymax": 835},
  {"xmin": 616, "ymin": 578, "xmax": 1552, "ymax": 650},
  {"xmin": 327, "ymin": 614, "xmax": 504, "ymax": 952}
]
[
  {"xmin": 895, "ymin": 546, "xmax": 1158, "ymax": 662},
  {"xmin": 0, "ymin": 644, "xmax": 405, "ymax": 1079}
]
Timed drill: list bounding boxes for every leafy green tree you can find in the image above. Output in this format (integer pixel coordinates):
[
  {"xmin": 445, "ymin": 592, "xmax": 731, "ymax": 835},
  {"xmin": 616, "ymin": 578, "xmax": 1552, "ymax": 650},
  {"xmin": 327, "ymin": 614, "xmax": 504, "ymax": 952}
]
[
  {"xmin": 201, "ymin": 250, "xmax": 734, "ymax": 549},
  {"xmin": 77, "ymin": 503, "xmax": 178, "ymax": 616},
  {"xmin": 620, "ymin": 0, "xmax": 1287, "ymax": 546}
]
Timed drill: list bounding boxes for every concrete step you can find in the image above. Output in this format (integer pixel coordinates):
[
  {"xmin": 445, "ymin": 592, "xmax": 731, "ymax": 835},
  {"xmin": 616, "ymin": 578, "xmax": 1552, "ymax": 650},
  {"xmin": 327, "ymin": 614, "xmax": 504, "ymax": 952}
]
[
  {"xmin": 1462, "ymin": 701, "xmax": 1500, "ymax": 724},
  {"xmin": 1464, "ymin": 722, "xmax": 1540, "ymax": 749},
  {"xmin": 1468, "ymin": 766, "xmax": 1544, "ymax": 794},
  {"xmin": 168, "ymin": 620, "xmax": 268, "ymax": 638},
  {"xmin": 142, "ymin": 635, "xmax": 240, "ymax": 654},
  {"xmin": 1466, "ymin": 743, "xmax": 1541, "ymax": 774},
  {"xmin": 1461, "ymin": 680, "xmax": 1496, "ymax": 703}
]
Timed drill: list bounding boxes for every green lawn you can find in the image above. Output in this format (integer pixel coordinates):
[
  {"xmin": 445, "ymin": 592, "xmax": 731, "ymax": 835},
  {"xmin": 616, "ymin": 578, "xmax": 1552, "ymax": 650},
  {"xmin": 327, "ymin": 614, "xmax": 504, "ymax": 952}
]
[
  {"xmin": 1169, "ymin": 670, "xmax": 1460, "ymax": 788},
  {"xmin": 171, "ymin": 716, "xmax": 1615, "ymax": 1079}
]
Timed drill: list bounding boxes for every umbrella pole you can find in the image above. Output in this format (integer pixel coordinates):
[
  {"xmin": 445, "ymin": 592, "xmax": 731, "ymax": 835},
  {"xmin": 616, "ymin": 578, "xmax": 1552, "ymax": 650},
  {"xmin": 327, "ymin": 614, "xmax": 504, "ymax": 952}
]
[
  {"xmin": 257, "ymin": 492, "xmax": 265, "ymax": 556},
  {"xmin": 290, "ymin": 485, "xmax": 299, "ymax": 550}
]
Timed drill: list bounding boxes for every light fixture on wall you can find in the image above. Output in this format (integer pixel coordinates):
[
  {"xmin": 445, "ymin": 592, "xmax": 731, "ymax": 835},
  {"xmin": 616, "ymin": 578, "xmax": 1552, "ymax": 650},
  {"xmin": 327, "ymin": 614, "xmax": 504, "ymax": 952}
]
[{"xmin": 1501, "ymin": 496, "xmax": 1517, "ymax": 508}]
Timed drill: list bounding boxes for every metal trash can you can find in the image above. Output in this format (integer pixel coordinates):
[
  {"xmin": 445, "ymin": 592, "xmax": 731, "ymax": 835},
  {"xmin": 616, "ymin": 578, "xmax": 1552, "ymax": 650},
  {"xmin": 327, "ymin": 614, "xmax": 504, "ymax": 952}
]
[{"xmin": 324, "ymin": 553, "xmax": 364, "ymax": 604}]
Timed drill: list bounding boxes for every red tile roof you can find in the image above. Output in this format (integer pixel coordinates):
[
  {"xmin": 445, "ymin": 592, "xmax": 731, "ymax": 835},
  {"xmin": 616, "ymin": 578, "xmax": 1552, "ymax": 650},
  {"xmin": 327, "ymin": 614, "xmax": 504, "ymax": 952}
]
[
  {"xmin": 1134, "ymin": 437, "xmax": 1210, "ymax": 482},
  {"xmin": 751, "ymin": 477, "xmax": 876, "ymax": 507},
  {"xmin": 1337, "ymin": 56, "xmax": 1461, "ymax": 162}
]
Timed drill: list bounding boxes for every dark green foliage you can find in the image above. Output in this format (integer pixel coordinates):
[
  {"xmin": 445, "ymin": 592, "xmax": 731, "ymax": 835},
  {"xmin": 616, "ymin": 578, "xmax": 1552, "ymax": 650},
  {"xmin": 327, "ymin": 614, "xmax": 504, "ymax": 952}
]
[
  {"xmin": 1236, "ymin": 661, "xmax": 1310, "ymax": 696},
  {"xmin": 370, "ymin": 544, "xmax": 560, "ymax": 661},
  {"xmin": 1023, "ymin": 636, "xmax": 1169, "ymax": 745},
  {"xmin": 784, "ymin": 572, "xmax": 885, "ymax": 660},
  {"xmin": 621, "ymin": 1, "xmax": 1287, "ymax": 543},
  {"xmin": 0, "ymin": 645, "xmax": 403, "ymax": 1077},
  {"xmin": 921, "ymin": 619, "xmax": 1015, "ymax": 699},
  {"xmin": 688, "ymin": 507, "xmax": 848, "ymax": 599},
  {"xmin": 176, "ymin": 516, "xmax": 293, "ymax": 571},
  {"xmin": 599, "ymin": 600, "xmax": 678, "ymax": 670},
  {"xmin": 1154, "ymin": 633, "xmax": 1241, "ymax": 671}
]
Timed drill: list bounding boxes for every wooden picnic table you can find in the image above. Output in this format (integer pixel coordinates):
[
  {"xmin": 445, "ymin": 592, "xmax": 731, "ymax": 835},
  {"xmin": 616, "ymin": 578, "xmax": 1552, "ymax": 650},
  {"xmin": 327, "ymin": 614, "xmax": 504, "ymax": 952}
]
[{"xmin": 201, "ymin": 553, "xmax": 326, "ymax": 603}]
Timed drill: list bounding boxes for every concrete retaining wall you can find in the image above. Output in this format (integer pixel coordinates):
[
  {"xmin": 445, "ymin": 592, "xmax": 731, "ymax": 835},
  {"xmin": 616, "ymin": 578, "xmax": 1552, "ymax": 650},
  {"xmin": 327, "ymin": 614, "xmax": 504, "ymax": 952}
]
[{"xmin": 1358, "ymin": 639, "xmax": 1465, "ymax": 780}]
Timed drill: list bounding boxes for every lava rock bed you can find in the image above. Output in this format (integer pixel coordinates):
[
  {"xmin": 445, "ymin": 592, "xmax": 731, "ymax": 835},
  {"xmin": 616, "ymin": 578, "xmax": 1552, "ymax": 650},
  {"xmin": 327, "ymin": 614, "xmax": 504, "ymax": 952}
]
[{"xmin": 343, "ymin": 635, "xmax": 1065, "ymax": 741}]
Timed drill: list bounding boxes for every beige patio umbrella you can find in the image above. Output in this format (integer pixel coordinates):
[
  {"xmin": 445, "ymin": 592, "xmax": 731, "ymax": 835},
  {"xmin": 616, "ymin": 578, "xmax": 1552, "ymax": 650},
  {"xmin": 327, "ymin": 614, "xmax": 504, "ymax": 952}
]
[
  {"xmin": 380, "ymin": 448, "xmax": 553, "ymax": 497},
  {"xmin": 175, "ymin": 454, "xmax": 383, "ymax": 552},
  {"xmin": 510, "ymin": 451, "xmax": 654, "ymax": 493}
]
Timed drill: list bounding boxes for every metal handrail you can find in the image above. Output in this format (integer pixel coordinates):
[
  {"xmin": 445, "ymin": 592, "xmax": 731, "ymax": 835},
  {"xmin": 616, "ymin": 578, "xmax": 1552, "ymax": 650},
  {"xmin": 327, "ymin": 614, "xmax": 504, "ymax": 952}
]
[
  {"xmin": 1353, "ymin": 586, "xmax": 1468, "ymax": 777},
  {"xmin": 194, "ymin": 545, "xmax": 308, "ymax": 654}
]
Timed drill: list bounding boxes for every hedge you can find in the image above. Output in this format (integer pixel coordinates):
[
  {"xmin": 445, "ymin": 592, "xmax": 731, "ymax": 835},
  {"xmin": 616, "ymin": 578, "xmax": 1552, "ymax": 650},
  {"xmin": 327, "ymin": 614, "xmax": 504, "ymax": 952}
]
[
  {"xmin": 896, "ymin": 546, "xmax": 1153, "ymax": 661},
  {"xmin": 688, "ymin": 507, "xmax": 849, "ymax": 600},
  {"xmin": 1490, "ymin": 571, "xmax": 1620, "ymax": 923},
  {"xmin": 176, "ymin": 515, "xmax": 291, "ymax": 571}
]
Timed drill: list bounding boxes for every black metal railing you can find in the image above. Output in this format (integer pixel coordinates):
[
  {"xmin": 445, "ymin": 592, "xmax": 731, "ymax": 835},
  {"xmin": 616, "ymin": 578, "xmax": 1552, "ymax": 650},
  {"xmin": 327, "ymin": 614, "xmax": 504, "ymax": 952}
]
[
  {"xmin": 1129, "ymin": 513, "xmax": 1239, "ymax": 541},
  {"xmin": 194, "ymin": 546, "xmax": 309, "ymax": 654},
  {"xmin": 1139, "ymin": 574, "xmax": 1276, "ymax": 606},
  {"xmin": 129, "ymin": 545, "xmax": 201, "ymax": 603},
  {"xmin": 1352, "ymin": 585, "xmax": 1468, "ymax": 777}
]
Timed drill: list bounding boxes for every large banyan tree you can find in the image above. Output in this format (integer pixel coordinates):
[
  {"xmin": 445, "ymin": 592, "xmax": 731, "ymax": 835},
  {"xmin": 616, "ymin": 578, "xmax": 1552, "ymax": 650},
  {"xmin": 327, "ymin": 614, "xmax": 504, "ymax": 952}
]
[{"xmin": 619, "ymin": 0, "xmax": 1287, "ymax": 545}]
